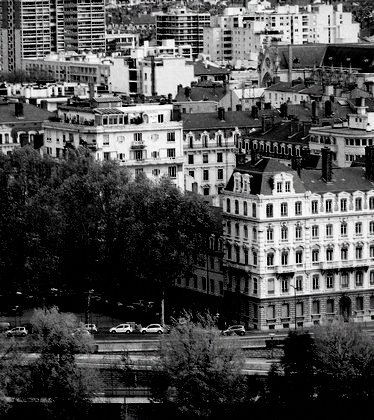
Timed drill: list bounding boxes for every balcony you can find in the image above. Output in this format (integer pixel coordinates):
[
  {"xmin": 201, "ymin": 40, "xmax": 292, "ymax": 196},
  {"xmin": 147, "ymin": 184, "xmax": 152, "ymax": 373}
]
[
  {"xmin": 274, "ymin": 265, "xmax": 296, "ymax": 274},
  {"xmin": 130, "ymin": 141, "xmax": 145, "ymax": 149}
]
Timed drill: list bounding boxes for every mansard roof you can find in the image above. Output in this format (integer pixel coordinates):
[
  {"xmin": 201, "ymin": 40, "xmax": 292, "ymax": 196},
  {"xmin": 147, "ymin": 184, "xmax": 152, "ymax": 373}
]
[{"xmin": 225, "ymin": 158, "xmax": 374, "ymax": 196}]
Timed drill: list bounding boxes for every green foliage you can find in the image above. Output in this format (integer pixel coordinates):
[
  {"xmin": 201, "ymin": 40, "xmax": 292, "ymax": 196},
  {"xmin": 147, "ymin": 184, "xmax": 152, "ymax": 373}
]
[
  {"xmin": 151, "ymin": 312, "xmax": 248, "ymax": 419},
  {"xmin": 270, "ymin": 321, "xmax": 374, "ymax": 409},
  {"xmin": 0, "ymin": 147, "xmax": 216, "ymax": 313},
  {"xmin": 25, "ymin": 307, "xmax": 101, "ymax": 420}
]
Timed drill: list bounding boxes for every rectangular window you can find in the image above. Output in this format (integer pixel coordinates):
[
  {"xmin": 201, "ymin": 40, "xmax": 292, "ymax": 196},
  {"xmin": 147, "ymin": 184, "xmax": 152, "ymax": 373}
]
[
  {"xmin": 167, "ymin": 132, "xmax": 175, "ymax": 141},
  {"xmin": 295, "ymin": 201, "xmax": 302, "ymax": 215},
  {"xmin": 253, "ymin": 278, "xmax": 258, "ymax": 294},
  {"xmin": 188, "ymin": 154, "xmax": 194, "ymax": 164},
  {"xmin": 217, "ymin": 152, "xmax": 223, "ymax": 162},
  {"xmin": 341, "ymin": 273, "xmax": 349, "ymax": 288},
  {"xmin": 203, "ymin": 154, "xmax": 208, "ymax": 163},
  {"xmin": 327, "ymin": 299, "xmax": 334, "ymax": 313},
  {"xmin": 252, "ymin": 204, "xmax": 257, "ymax": 217},
  {"xmin": 341, "ymin": 223, "xmax": 347, "ymax": 236},
  {"xmin": 326, "ymin": 274, "xmax": 334, "ymax": 289},
  {"xmin": 168, "ymin": 166, "xmax": 177, "ymax": 178},
  {"xmin": 312, "ymin": 275, "xmax": 319, "ymax": 290},
  {"xmin": 158, "ymin": 114, "xmax": 164, "ymax": 123},
  {"xmin": 134, "ymin": 132, "xmax": 142, "ymax": 142},
  {"xmin": 217, "ymin": 169, "xmax": 223, "ymax": 180},
  {"xmin": 268, "ymin": 278, "xmax": 275, "ymax": 294},
  {"xmin": 355, "ymin": 222, "xmax": 362, "ymax": 235},
  {"xmin": 312, "ymin": 300, "xmax": 320, "ymax": 314},
  {"xmin": 281, "ymin": 279, "xmax": 289, "ymax": 293},
  {"xmin": 167, "ymin": 148, "xmax": 176, "ymax": 158},
  {"xmin": 285, "ymin": 181, "xmax": 291, "ymax": 192},
  {"xmin": 356, "ymin": 247, "xmax": 363, "ymax": 259},
  {"xmin": 325, "ymin": 199, "xmax": 332, "ymax": 213},
  {"xmin": 355, "ymin": 198, "xmax": 362, "ymax": 211},
  {"xmin": 282, "ymin": 303, "xmax": 290, "ymax": 318},
  {"xmin": 311, "ymin": 200, "xmax": 318, "ymax": 214},
  {"xmin": 340, "ymin": 198, "xmax": 347, "ymax": 212},
  {"xmin": 296, "ymin": 302, "xmax": 304, "ymax": 317},
  {"xmin": 277, "ymin": 182, "xmax": 282, "ymax": 193},
  {"xmin": 203, "ymin": 170, "xmax": 209, "ymax": 181},
  {"xmin": 281, "ymin": 203, "xmax": 288, "ymax": 216},
  {"xmin": 295, "ymin": 276, "xmax": 303, "ymax": 291},
  {"xmin": 266, "ymin": 204, "xmax": 273, "ymax": 218},
  {"xmin": 370, "ymin": 271, "xmax": 374, "ymax": 286},
  {"xmin": 267, "ymin": 304, "xmax": 275, "ymax": 319},
  {"xmin": 326, "ymin": 249, "xmax": 333, "ymax": 261},
  {"xmin": 312, "ymin": 225, "xmax": 319, "ymax": 238},
  {"xmin": 326, "ymin": 224, "xmax": 333, "ymax": 237}
]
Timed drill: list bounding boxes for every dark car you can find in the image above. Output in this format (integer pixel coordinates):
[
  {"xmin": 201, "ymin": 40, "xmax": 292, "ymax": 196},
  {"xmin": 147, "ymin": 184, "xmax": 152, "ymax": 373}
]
[{"xmin": 222, "ymin": 325, "xmax": 246, "ymax": 336}]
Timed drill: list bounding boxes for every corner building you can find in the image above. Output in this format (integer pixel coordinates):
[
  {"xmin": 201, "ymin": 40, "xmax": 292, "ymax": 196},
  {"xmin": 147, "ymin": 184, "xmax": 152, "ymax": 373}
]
[{"xmin": 222, "ymin": 148, "xmax": 374, "ymax": 330}]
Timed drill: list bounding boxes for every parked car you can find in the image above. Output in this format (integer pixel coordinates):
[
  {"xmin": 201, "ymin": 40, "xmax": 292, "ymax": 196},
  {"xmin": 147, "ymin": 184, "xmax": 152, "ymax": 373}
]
[
  {"xmin": 6, "ymin": 327, "xmax": 28, "ymax": 337},
  {"xmin": 72, "ymin": 328, "xmax": 91, "ymax": 337},
  {"xmin": 140, "ymin": 324, "xmax": 164, "ymax": 334},
  {"xmin": 109, "ymin": 323, "xmax": 133, "ymax": 334},
  {"xmin": 84, "ymin": 323, "xmax": 98, "ymax": 333},
  {"xmin": 222, "ymin": 325, "xmax": 246, "ymax": 336}
]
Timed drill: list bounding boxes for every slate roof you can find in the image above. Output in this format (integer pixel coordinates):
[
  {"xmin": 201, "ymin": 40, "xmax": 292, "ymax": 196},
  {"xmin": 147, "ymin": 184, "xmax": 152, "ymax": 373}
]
[
  {"xmin": 300, "ymin": 167, "xmax": 374, "ymax": 194},
  {"xmin": 274, "ymin": 44, "xmax": 327, "ymax": 69},
  {"xmin": 182, "ymin": 109, "xmax": 280, "ymax": 131},
  {"xmin": 0, "ymin": 101, "xmax": 52, "ymax": 123},
  {"xmin": 225, "ymin": 158, "xmax": 306, "ymax": 195},
  {"xmin": 248, "ymin": 121, "xmax": 309, "ymax": 144},
  {"xmin": 265, "ymin": 82, "xmax": 305, "ymax": 93},
  {"xmin": 225, "ymin": 157, "xmax": 374, "ymax": 196}
]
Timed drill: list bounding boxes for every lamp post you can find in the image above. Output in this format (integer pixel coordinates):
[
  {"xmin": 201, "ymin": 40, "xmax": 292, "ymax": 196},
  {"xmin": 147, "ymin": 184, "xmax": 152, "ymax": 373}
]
[{"xmin": 289, "ymin": 283, "xmax": 297, "ymax": 330}]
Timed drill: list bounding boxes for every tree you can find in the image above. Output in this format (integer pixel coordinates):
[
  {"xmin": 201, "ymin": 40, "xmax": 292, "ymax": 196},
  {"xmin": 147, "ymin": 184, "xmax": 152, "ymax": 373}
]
[
  {"xmin": 313, "ymin": 320, "xmax": 374, "ymax": 403},
  {"xmin": 268, "ymin": 321, "xmax": 374, "ymax": 419},
  {"xmin": 151, "ymin": 312, "xmax": 249, "ymax": 419},
  {"xmin": 24, "ymin": 307, "xmax": 101, "ymax": 420}
]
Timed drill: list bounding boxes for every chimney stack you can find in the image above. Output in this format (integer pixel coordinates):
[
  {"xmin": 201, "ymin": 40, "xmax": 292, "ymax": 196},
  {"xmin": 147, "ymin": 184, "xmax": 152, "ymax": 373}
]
[
  {"xmin": 291, "ymin": 156, "xmax": 302, "ymax": 177},
  {"xmin": 15, "ymin": 102, "xmax": 24, "ymax": 118},
  {"xmin": 236, "ymin": 152, "xmax": 246, "ymax": 166},
  {"xmin": 262, "ymin": 115, "xmax": 273, "ymax": 133},
  {"xmin": 288, "ymin": 44, "xmax": 293, "ymax": 84},
  {"xmin": 365, "ymin": 145, "xmax": 374, "ymax": 181},
  {"xmin": 302, "ymin": 121, "xmax": 312, "ymax": 137},
  {"xmin": 218, "ymin": 107, "xmax": 225, "ymax": 121},
  {"xmin": 321, "ymin": 147, "xmax": 333, "ymax": 183},
  {"xmin": 251, "ymin": 105, "xmax": 259, "ymax": 119}
]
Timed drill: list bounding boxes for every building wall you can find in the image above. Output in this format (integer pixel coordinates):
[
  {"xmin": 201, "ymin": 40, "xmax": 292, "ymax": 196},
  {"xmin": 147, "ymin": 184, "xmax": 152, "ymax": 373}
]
[
  {"xmin": 43, "ymin": 104, "xmax": 185, "ymax": 190},
  {"xmin": 183, "ymin": 126, "xmax": 238, "ymax": 206},
  {"xmin": 222, "ymin": 167, "xmax": 374, "ymax": 330}
]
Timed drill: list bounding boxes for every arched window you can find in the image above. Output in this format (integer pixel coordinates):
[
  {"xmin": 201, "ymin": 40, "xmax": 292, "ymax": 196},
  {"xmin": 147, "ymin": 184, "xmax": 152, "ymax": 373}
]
[
  {"xmin": 235, "ymin": 200, "xmax": 239, "ymax": 214},
  {"xmin": 267, "ymin": 252, "xmax": 274, "ymax": 266},
  {"xmin": 227, "ymin": 221, "xmax": 231, "ymax": 235},
  {"xmin": 226, "ymin": 198, "xmax": 231, "ymax": 213},
  {"xmin": 243, "ymin": 201, "xmax": 248, "ymax": 216},
  {"xmin": 267, "ymin": 227, "xmax": 273, "ymax": 241},
  {"xmin": 281, "ymin": 226, "xmax": 288, "ymax": 241},
  {"xmin": 235, "ymin": 223, "xmax": 239, "ymax": 237},
  {"xmin": 266, "ymin": 204, "xmax": 273, "ymax": 218},
  {"xmin": 243, "ymin": 225, "xmax": 248, "ymax": 239}
]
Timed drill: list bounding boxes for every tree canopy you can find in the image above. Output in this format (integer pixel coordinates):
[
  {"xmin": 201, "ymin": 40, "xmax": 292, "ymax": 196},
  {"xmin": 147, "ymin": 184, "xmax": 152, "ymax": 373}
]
[
  {"xmin": 151, "ymin": 313, "xmax": 249, "ymax": 419},
  {"xmin": 0, "ymin": 147, "xmax": 217, "ymax": 321}
]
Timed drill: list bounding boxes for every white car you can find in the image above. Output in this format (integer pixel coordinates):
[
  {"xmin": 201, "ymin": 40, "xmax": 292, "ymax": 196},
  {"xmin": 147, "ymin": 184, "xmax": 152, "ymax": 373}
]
[
  {"xmin": 140, "ymin": 324, "xmax": 164, "ymax": 334},
  {"xmin": 6, "ymin": 327, "xmax": 28, "ymax": 337},
  {"xmin": 109, "ymin": 323, "xmax": 133, "ymax": 334}
]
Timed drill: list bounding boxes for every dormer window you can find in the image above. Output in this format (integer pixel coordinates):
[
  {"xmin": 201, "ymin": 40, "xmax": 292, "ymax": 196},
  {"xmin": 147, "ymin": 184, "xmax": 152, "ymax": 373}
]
[
  {"xmin": 242, "ymin": 174, "xmax": 250, "ymax": 193},
  {"xmin": 234, "ymin": 172, "xmax": 242, "ymax": 193}
]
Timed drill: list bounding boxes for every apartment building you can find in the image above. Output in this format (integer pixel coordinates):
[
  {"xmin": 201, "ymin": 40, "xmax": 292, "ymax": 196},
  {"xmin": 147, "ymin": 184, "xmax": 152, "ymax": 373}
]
[
  {"xmin": 309, "ymin": 97, "xmax": 374, "ymax": 167},
  {"xmin": 203, "ymin": 3, "xmax": 359, "ymax": 67},
  {"xmin": 42, "ymin": 99, "xmax": 184, "ymax": 189},
  {"xmin": 182, "ymin": 108, "xmax": 280, "ymax": 206},
  {"xmin": 23, "ymin": 52, "xmax": 111, "ymax": 86},
  {"xmin": 0, "ymin": 0, "xmax": 105, "ymax": 73},
  {"xmin": 155, "ymin": 7, "xmax": 210, "ymax": 59},
  {"xmin": 222, "ymin": 148, "xmax": 374, "ymax": 330}
]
